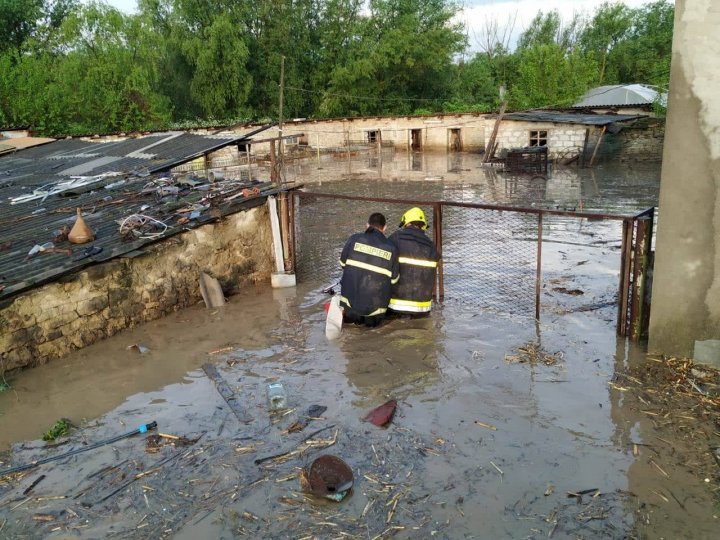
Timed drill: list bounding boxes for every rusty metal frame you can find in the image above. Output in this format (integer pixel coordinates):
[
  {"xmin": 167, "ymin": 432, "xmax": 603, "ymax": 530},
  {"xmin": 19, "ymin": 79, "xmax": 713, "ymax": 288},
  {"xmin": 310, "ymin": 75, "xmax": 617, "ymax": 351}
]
[
  {"xmin": 295, "ymin": 190, "xmax": 654, "ymax": 335},
  {"xmin": 535, "ymin": 212, "xmax": 544, "ymax": 321}
]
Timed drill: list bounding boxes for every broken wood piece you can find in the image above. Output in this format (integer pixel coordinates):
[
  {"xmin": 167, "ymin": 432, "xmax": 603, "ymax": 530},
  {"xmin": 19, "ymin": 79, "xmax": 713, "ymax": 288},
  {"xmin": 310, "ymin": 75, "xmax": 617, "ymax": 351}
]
[
  {"xmin": 202, "ymin": 363, "xmax": 252, "ymax": 424},
  {"xmin": 474, "ymin": 421, "xmax": 497, "ymax": 431}
]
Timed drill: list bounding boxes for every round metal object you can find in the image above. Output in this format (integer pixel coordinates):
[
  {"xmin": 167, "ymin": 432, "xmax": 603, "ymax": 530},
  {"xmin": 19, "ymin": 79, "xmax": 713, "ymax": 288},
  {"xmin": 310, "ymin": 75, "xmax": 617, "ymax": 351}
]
[{"xmin": 306, "ymin": 455, "xmax": 354, "ymax": 496}]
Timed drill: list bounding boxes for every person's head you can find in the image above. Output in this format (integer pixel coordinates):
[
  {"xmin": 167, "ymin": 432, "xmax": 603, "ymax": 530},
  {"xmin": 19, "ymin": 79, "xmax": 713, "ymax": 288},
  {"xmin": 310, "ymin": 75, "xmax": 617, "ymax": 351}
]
[
  {"xmin": 367, "ymin": 212, "xmax": 387, "ymax": 233},
  {"xmin": 399, "ymin": 207, "xmax": 427, "ymax": 230}
]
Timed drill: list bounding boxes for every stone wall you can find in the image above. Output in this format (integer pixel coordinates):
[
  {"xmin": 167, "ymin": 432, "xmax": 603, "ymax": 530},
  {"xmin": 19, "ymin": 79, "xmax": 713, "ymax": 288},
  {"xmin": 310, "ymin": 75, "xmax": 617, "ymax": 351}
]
[
  {"xmin": 494, "ymin": 122, "xmax": 591, "ymax": 161},
  {"xmin": 245, "ymin": 114, "xmax": 488, "ymax": 153},
  {"xmin": 601, "ymin": 120, "xmax": 665, "ymax": 162},
  {"xmin": 0, "ymin": 205, "xmax": 274, "ymax": 375}
]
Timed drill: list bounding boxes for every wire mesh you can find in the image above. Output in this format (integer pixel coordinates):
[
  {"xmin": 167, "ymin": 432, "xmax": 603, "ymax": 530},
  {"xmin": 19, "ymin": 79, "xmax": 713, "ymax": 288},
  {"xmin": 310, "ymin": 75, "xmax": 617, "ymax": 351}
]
[
  {"xmin": 441, "ymin": 206, "xmax": 538, "ymax": 315},
  {"xmin": 293, "ymin": 191, "xmax": 638, "ymax": 322},
  {"xmin": 294, "ymin": 194, "xmax": 435, "ymax": 289}
]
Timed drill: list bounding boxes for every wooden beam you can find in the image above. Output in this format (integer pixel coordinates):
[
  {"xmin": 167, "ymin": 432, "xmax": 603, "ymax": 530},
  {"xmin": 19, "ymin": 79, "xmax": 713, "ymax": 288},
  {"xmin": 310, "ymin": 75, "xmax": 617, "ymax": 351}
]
[{"xmin": 483, "ymin": 101, "xmax": 507, "ymax": 164}]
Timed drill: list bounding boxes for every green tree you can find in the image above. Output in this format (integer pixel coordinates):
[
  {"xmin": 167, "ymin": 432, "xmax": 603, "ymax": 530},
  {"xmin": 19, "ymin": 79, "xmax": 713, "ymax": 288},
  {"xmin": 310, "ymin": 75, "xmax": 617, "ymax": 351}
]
[
  {"xmin": 510, "ymin": 44, "xmax": 596, "ymax": 109},
  {"xmin": 319, "ymin": 0, "xmax": 466, "ymax": 117},
  {"xmin": 186, "ymin": 15, "xmax": 252, "ymax": 118},
  {"xmin": 580, "ymin": 2, "xmax": 633, "ymax": 84}
]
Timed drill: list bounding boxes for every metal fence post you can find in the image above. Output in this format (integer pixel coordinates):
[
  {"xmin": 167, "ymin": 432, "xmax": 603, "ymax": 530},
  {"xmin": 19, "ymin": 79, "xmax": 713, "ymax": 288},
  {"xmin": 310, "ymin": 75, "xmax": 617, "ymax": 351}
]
[
  {"xmin": 433, "ymin": 203, "xmax": 444, "ymax": 301},
  {"xmin": 535, "ymin": 212, "xmax": 543, "ymax": 321}
]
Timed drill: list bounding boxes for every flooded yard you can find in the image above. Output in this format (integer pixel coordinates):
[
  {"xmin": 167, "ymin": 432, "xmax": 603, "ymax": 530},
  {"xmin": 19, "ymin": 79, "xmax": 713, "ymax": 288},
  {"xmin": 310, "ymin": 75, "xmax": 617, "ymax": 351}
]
[{"xmin": 1, "ymin": 152, "xmax": 718, "ymax": 539}]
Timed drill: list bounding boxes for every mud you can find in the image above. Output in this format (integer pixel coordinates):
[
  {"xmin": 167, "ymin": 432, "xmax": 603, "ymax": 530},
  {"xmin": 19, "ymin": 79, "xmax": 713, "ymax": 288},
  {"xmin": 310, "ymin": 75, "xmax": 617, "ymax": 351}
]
[{"xmin": 1, "ymin": 152, "xmax": 717, "ymax": 539}]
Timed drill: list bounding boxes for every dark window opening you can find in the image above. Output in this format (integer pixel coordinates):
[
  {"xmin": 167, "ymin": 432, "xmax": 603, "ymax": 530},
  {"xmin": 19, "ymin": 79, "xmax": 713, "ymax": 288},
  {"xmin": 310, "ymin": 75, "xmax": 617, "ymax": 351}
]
[
  {"xmin": 529, "ymin": 130, "xmax": 548, "ymax": 147},
  {"xmin": 410, "ymin": 129, "xmax": 422, "ymax": 150},
  {"xmin": 367, "ymin": 130, "xmax": 380, "ymax": 143},
  {"xmin": 449, "ymin": 128, "xmax": 462, "ymax": 151}
]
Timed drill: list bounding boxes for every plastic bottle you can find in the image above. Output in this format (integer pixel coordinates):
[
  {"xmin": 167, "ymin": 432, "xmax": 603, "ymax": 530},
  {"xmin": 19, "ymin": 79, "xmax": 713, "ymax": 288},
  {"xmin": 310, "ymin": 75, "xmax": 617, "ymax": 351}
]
[{"xmin": 267, "ymin": 382, "xmax": 287, "ymax": 411}]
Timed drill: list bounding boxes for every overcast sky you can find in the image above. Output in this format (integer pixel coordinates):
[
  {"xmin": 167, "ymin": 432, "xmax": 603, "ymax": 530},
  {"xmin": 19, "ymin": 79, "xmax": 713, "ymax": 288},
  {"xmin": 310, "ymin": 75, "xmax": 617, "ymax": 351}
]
[{"xmin": 97, "ymin": 0, "xmax": 669, "ymax": 52}]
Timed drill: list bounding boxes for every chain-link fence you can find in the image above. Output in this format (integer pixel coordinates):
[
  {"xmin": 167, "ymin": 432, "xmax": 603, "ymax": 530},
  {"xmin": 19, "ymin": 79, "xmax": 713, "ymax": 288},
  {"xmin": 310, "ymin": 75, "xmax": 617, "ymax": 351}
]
[
  {"xmin": 294, "ymin": 194, "xmax": 435, "ymax": 287},
  {"xmin": 292, "ymin": 190, "xmax": 653, "ymax": 335}
]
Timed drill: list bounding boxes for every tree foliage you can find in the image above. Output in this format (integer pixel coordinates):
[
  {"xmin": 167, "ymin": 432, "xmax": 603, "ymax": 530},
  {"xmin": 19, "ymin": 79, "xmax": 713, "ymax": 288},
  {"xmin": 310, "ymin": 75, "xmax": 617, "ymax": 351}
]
[{"xmin": 0, "ymin": 0, "xmax": 675, "ymax": 135}]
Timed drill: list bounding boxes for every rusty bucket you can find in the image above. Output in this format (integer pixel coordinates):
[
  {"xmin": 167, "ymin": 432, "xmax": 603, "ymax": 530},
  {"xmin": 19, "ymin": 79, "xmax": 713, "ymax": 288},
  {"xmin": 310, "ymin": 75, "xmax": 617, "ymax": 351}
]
[{"xmin": 302, "ymin": 455, "xmax": 353, "ymax": 501}]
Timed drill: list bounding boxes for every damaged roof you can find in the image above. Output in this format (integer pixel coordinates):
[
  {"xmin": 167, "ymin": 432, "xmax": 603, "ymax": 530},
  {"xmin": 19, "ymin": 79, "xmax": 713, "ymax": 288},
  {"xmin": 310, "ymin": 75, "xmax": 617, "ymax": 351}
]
[
  {"xmin": 501, "ymin": 111, "xmax": 644, "ymax": 125},
  {"xmin": 0, "ymin": 127, "xmax": 279, "ymax": 301}
]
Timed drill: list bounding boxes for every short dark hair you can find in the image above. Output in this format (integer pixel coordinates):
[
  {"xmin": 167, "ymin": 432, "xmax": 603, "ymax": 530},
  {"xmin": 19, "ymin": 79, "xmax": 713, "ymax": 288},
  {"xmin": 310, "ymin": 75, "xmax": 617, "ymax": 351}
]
[{"xmin": 368, "ymin": 212, "xmax": 386, "ymax": 229}]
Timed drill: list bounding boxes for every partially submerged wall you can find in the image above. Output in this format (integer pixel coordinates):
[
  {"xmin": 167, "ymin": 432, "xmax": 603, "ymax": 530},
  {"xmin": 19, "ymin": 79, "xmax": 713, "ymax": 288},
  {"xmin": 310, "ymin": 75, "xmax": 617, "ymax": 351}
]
[
  {"xmin": 601, "ymin": 120, "xmax": 665, "ymax": 163},
  {"xmin": 0, "ymin": 206, "xmax": 273, "ymax": 374},
  {"xmin": 493, "ymin": 122, "xmax": 591, "ymax": 161}
]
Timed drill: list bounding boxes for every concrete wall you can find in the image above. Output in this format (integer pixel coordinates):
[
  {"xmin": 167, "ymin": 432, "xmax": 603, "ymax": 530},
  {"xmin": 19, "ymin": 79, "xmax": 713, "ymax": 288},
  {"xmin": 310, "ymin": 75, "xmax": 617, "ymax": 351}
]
[
  {"xmin": 649, "ymin": 0, "xmax": 720, "ymax": 362},
  {"xmin": 0, "ymin": 206, "xmax": 274, "ymax": 374}
]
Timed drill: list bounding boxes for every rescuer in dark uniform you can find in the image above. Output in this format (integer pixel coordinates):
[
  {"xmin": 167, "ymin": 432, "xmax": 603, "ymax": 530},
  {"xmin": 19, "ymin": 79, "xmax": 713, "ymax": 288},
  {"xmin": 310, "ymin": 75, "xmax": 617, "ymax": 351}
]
[
  {"xmin": 339, "ymin": 213, "xmax": 399, "ymax": 327},
  {"xmin": 388, "ymin": 207, "xmax": 440, "ymax": 315}
]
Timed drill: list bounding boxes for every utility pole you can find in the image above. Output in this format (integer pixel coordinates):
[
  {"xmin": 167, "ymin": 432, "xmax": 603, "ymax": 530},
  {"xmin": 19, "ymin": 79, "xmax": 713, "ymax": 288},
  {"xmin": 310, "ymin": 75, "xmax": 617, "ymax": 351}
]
[{"xmin": 278, "ymin": 55, "xmax": 285, "ymax": 183}]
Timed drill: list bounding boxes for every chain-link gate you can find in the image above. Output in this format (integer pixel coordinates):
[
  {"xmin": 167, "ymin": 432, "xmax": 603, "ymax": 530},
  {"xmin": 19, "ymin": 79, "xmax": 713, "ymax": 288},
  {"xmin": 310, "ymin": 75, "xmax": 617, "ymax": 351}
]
[{"xmin": 291, "ymin": 189, "xmax": 653, "ymax": 337}]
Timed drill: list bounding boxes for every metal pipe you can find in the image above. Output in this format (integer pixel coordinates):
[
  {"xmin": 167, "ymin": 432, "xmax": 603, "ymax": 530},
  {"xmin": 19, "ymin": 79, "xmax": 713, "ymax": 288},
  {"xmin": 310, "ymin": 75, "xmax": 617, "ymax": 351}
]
[
  {"xmin": 535, "ymin": 212, "xmax": 543, "ymax": 321},
  {"xmin": 288, "ymin": 190, "xmax": 297, "ymax": 273},
  {"xmin": 433, "ymin": 203, "xmax": 444, "ymax": 301},
  {"xmin": 296, "ymin": 191, "xmax": 630, "ymax": 222},
  {"xmin": 279, "ymin": 191, "xmax": 291, "ymax": 272}
]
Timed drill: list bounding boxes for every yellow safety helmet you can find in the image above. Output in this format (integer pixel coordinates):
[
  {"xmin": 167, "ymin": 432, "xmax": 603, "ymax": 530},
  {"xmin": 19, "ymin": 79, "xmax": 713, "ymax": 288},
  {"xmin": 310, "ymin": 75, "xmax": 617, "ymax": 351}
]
[{"xmin": 399, "ymin": 207, "xmax": 427, "ymax": 230}]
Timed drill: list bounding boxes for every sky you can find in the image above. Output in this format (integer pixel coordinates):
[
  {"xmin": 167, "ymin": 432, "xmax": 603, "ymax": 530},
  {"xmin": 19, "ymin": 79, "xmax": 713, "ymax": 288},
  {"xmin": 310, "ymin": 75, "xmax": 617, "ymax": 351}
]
[{"xmin": 98, "ymin": 0, "xmax": 667, "ymax": 52}]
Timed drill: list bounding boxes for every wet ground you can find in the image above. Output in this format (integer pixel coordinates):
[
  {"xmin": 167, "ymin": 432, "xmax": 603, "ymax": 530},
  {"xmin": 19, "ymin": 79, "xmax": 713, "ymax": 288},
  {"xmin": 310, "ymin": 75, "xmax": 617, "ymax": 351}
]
[{"xmin": 1, "ymin": 152, "xmax": 718, "ymax": 539}]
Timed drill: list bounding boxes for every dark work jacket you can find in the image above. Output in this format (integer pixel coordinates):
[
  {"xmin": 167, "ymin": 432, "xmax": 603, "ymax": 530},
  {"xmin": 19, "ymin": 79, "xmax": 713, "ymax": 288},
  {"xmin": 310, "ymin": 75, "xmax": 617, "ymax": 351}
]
[
  {"xmin": 388, "ymin": 226, "xmax": 440, "ymax": 313},
  {"xmin": 340, "ymin": 228, "xmax": 399, "ymax": 317}
]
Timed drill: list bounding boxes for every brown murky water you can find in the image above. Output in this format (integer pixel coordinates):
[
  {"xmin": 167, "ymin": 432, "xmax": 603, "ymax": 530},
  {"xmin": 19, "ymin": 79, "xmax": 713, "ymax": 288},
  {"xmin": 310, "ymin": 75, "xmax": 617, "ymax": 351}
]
[{"xmin": 1, "ymin": 152, "xmax": 717, "ymax": 539}]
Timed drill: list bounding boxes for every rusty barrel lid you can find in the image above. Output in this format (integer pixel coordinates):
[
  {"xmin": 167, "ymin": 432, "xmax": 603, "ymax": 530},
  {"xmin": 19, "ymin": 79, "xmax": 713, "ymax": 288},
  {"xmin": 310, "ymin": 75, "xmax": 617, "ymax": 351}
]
[{"xmin": 306, "ymin": 454, "xmax": 353, "ymax": 496}]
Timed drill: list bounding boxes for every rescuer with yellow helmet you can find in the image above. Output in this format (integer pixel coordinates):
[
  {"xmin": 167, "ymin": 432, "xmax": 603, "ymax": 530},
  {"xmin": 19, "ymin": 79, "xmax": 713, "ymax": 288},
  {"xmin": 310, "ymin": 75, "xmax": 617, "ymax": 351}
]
[
  {"xmin": 388, "ymin": 207, "xmax": 440, "ymax": 314},
  {"xmin": 339, "ymin": 212, "xmax": 400, "ymax": 327}
]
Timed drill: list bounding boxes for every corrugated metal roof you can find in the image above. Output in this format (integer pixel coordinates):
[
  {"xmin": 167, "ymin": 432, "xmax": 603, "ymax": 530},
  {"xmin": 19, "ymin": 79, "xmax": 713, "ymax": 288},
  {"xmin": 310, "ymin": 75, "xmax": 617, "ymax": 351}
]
[
  {"xmin": 0, "ymin": 132, "xmax": 247, "ymax": 190},
  {"xmin": 0, "ymin": 126, "xmax": 278, "ymax": 301},
  {"xmin": 573, "ymin": 84, "xmax": 667, "ymax": 108},
  {"xmin": 0, "ymin": 137, "xmax": 55, "ymax": 155},
  {"xmin": 501, "ymin": 111, "xmax": 644, "ymax": 126}
]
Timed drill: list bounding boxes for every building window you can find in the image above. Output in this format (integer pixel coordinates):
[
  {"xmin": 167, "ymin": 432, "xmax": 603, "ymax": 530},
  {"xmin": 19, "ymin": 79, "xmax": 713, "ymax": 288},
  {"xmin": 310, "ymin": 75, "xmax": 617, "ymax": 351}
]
[
  {"xmin": 367, "ymin": 130, "xmax": 380, "ymax": 143},
  {"xmin": 529, "ymin": 130, "xmax": 548, "ymax": 147}
]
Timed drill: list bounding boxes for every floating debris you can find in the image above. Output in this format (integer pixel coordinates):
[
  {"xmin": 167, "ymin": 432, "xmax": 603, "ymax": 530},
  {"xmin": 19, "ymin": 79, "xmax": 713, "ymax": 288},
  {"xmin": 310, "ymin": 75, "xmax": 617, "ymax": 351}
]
[
  {"xmin": 42, "ymin": 418, "xmax": 73, "ymax": 442},
  {"xmin": 364, "ymin": 400, "xmax": 397, "ymax": 427},
  {"xmin": 505, "ymin": 341, "xmax": 563, "ymax": 366}
]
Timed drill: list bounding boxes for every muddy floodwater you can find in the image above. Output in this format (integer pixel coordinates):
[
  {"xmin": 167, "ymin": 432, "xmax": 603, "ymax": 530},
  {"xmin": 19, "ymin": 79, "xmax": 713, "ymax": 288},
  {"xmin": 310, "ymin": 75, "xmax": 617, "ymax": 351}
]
[{"xmin": 1, "ymin": 152, "xmax": 718, "ymax": 539}]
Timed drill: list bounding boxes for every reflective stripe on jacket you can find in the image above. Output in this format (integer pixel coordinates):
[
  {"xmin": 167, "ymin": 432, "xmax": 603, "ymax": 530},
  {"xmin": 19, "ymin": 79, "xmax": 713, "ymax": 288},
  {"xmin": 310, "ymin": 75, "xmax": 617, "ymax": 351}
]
[
  {"xmin": 388, "ymin": 226, "xmax": 439, "ymax": 313},
  {"xmin": 340, "ymin": 228, "xmax": 399, "ymax": 317}
]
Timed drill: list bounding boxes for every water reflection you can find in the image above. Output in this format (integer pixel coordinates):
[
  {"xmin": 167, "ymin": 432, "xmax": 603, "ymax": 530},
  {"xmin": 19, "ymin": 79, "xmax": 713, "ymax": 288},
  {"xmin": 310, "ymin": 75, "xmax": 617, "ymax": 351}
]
[
  {"xmin": 339, "ymin": 314, "xmax": 445, "ymax": 404},
  {"xmin": 286, "ymin": 150, "xmax": 660, "ymax": 213}
]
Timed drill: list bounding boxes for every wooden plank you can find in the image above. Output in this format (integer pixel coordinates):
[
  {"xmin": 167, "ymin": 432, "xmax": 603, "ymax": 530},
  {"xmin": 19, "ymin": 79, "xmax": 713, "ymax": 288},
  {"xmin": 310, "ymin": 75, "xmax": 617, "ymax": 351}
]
[
  {"xmin": 588, "ymin": 126, "xmax": 607, "ymax": 167},
  {"xmin": 202, "ymin": 363, "xmax": 252, "ymax": 424},
  {"xmin": 482, "ymin": 101, "xmax": 507, "ymax": 164}
]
